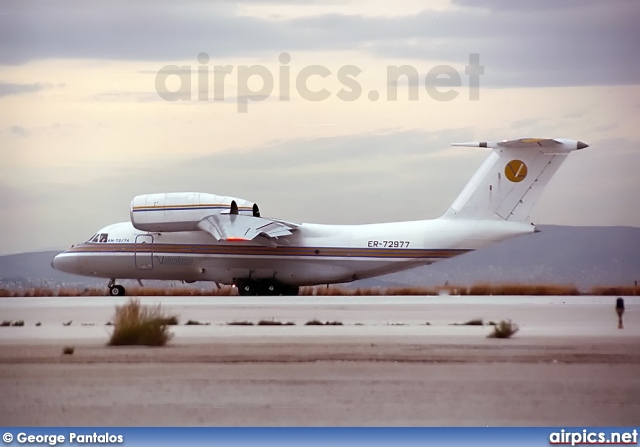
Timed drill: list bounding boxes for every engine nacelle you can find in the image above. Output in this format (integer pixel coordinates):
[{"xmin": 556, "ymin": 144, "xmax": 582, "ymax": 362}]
[{"xmin": 131, "ymin": 192, "xmax": 260, "ymax": 232}]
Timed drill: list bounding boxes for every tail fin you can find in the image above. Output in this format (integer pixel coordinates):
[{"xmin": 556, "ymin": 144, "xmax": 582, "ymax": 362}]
[{"xmin": 444, "ymin": 138, "xmax": 588, "ymax": 223}]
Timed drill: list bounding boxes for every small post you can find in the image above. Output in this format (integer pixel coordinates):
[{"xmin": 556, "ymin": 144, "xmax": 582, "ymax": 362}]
[{"xmin": 615, "ymin": 297, "xmax": 625, "ymax": 329}]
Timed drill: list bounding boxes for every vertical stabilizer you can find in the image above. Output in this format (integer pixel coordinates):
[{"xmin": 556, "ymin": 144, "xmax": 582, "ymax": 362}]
[{"xmin": 444, "ymin": 138, "xmax": 587, "ymax": 223}]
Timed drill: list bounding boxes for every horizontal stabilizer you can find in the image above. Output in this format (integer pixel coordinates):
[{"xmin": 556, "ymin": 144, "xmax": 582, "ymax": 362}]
[
  {"xmin": 197, "ymin": 214, "xmax": 298, "ymax": 242},
  {"xmin": 453, "ymin": 138, "xmax": 587, "ymax": 153}
]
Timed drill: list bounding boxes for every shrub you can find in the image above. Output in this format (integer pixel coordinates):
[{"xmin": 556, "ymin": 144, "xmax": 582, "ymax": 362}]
[
  {"xmin": 158, "ymin": 316, "xmax": 179, "ymax": 325},
  {"xmin": 463, "ymin": 319, "xmax": 484, "ymax": 326},
  {"xmin": 488, "ymin": 320, "xmax": 519, "ymax": 339},
  {"xmin": 107, "ymin": 298, "xmax": 176, "ymax": 346},
  {"xmin": 226, "ymin": 321, "xmax": 254, "ymax": 326},
  {"xmin": 304, "ymin": 320, "xmax": 343, "ymax": 326},
  {"xmin": 185, "ymin": 320, "xmax": 210, "ymax": 325},
  {"xmin": 62, "ymin": 346, "xmax": 75, "ymax": 355},
  {"xmin": 257, "ymin": 320, "xmax": 295, "ymax": 326},
  {"xmin": 305, "ymin": 319, "xmax": 324, "ymax": 325},
  {"xmin": 1, "ymin": 320, "xmax": 11, "ymax": 327},
  {"xmin": 11, "ymin": 320, "xmax": 25, "ymax": 327}
]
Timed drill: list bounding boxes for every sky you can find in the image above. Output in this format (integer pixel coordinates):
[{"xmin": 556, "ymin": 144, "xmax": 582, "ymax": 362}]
[{"xmin": 1, "ymin": 0, "xmax": 639, "ymax": 254}]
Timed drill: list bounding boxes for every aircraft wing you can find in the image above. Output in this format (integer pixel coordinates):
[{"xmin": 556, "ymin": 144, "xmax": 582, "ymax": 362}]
[{"xmin": 197, "ymin": 214, "xmax": 299, "ymax": 242}]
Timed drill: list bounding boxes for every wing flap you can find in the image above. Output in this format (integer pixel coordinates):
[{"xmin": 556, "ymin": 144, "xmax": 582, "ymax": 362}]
[{"xmin": 197, "ymin": 214, "xmax": 298, "ymax": 242}]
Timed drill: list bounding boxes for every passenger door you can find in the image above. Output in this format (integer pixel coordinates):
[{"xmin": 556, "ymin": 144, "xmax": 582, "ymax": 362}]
[{"xmin": 134, "ymin": 234, "xmax": 154, "ymax": 270}]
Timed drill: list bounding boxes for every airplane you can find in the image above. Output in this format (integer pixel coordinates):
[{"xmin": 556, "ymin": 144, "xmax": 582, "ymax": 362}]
[{"xmin": 52, "ymin": 137, "xmax": 588, "ymax": 296}]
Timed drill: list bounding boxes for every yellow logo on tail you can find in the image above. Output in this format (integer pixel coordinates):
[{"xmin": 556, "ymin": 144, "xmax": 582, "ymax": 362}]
[{"xmin": 505, "ymin": 160, "xmax": 528, "ymax": 182}]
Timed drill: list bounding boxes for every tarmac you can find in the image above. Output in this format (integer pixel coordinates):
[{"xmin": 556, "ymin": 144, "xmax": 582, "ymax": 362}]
[{"xmin": 1, "ymin": 295, "xmax": 639, "ymax": 426}]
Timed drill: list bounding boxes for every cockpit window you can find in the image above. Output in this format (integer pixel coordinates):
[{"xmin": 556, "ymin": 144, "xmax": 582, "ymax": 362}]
[{"xmin": 87, "ymin": 233, "xmax": 108, "ymax": 243}]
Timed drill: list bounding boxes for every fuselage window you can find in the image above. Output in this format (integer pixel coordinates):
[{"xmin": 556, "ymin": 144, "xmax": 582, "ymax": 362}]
[{"xmin": 99, "ymin": 233, "xmax": 108, "ymax": 243}]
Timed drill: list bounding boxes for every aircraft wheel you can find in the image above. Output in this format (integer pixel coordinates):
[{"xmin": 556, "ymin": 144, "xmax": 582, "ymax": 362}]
[
  {"xmin": 258, "ymin": 281, "xmax": 281, "ymax": 296},
  {"xmin": 237, "ymin": 280, "xmax": 257, "ymax": 296},
  {"xmin": 109, "ymin": 285, "xmax": 126, "ymax": 296}
]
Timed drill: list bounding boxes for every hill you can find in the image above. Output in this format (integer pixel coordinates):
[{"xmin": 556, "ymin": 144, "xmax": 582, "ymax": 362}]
[
  {"xmin": 1, "ymin": 225, "xmax": 638, "ymax": 292},
  {"xmin": 356, "ymin": 225, "xmax": 640, "ymax": 290}
]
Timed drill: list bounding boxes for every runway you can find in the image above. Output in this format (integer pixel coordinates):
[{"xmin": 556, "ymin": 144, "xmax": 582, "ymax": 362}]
[{"xmin": 1, "ymin": 295, "xmax": 639, "ymax": 426}]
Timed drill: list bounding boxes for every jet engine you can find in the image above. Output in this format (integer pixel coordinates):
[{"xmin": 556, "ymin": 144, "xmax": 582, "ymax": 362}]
[{"xmin": 130, "ymin": 192, "xmax": 260, "ymax": 232}]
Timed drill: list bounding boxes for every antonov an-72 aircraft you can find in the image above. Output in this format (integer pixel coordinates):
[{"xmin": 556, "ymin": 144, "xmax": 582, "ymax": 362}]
[{"xmin": 53, "ymin": 137, "xmax": 588, "ymax": 296}]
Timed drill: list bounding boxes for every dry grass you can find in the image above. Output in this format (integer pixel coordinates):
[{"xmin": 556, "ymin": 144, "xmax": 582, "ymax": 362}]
[
  {"xmin": 291, "ymin": 283, "xmax": 582, "ymax": 296},
  {"xmin": 107, "ymin": 298, "xmax": 176, "ymax": 346},
  {"xmin": 3, "ymin": 283, "xmax": 638, "ymax": 298},
  {"xmin": 125, "ymin": 286, "xmax": 237, "ymax": 296},
  {"xmin": 385, "ymin": 286, "xmax": 439, "ymax": 295},
  {"xmin": 0, "ymin": 285, "xmax": 237, "ymax": 297},
  {"xmin": 300, "ymin": 286, "xmax": 438, "ymax": 296},
  {"xmin": 589, "ymin": 286, "xmax": 640, "ymax": 296},
  {"xmin": 466, "ymin": 283, "xmax": 580, "ymax": 296},
  {"xmin": 488, "ymin": 320, "xmax": 519, "ymax": 338}
]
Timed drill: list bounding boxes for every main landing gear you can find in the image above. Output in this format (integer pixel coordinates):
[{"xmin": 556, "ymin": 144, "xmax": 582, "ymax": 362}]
[
  {"xmin": 107, "ymin": 278, "xmax": 126, "ymax": 296},
  {"xmin": 235, "ymin": 279, "xmax": 299, "ymax": 296}
]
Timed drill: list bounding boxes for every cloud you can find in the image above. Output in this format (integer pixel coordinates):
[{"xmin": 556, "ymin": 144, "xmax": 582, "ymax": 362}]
[
  {"xmin": 451, "ymin": 0, "xmax": 598, "ymax": 12},
  {"xmin": 1, "ymin": 1, "xmax": 638, "ymax": 87},
  {"xmin": 0, "ymin": 81, "xmax": 54, "ymax": 97},
  {"xmin": 90, "ymin": 91, "xmax": 162, "ymax": 103},
  {"xmin": 2, "ymin": 128, "xmax": 639, "ymax": 254},
  {"xmin": 6, "ymin": 122, "xmax": 79, "ymax": 137},
  {"xmin": 10, "ymin": 125, "xmax": 29, "ymax": 137}
]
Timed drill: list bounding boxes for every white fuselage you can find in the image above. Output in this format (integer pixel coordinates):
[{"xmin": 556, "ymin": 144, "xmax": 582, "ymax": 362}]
[
  {"xmin": 51, "ymin": 137, "xmax": 586, "ymax": 291},
  {"xmin": 53, "ymin": 218, "xmax": 534, "ymax": 286}
]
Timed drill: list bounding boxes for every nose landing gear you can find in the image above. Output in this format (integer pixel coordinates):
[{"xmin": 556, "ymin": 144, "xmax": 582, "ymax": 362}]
[{"xmin": 107, "ymin": 279, "xmax": 126, "ymax": 296}]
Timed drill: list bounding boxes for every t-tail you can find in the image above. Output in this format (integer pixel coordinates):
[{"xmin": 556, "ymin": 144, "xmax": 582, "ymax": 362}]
[{"xmin": 443, "ymin": 138, "xmax": 588, "ymax": 224}]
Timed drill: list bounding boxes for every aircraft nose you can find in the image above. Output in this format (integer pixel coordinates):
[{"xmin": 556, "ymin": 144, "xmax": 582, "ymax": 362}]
[
  {"xmin": 51, "ymin": 253, "xmax": 78, "ymax": 274},
  {"xmin": 577, "ymin": 141, "xmax": 589, "ymax": 150}
]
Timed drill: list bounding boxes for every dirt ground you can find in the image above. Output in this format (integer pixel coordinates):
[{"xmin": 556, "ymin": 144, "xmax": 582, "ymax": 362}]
[{"xmin": 1, "ymin": 295, "xmax": 639, "ymax": 426}]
